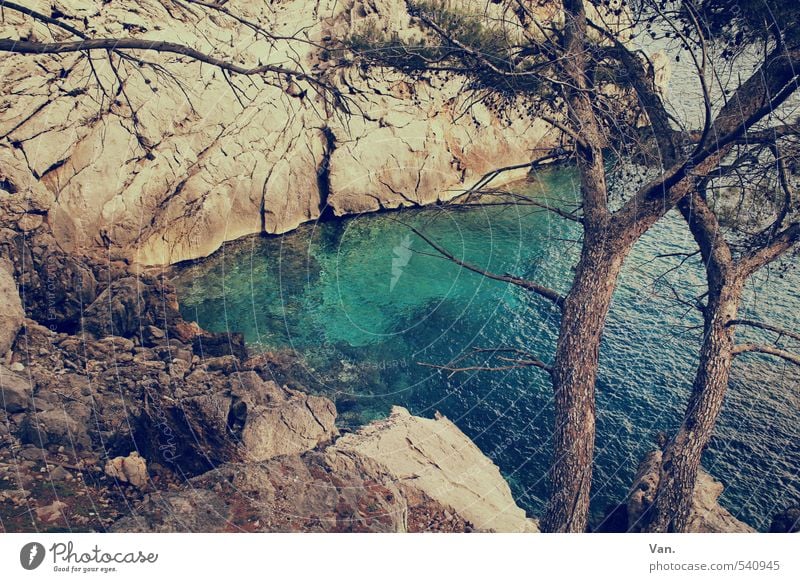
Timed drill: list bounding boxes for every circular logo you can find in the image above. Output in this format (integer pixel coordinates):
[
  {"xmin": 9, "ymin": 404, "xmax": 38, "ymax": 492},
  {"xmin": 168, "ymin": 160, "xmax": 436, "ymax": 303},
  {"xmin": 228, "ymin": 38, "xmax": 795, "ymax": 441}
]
[{"xmin": 20, "ymin": 542, "xmax": 46, "ymax": 570}]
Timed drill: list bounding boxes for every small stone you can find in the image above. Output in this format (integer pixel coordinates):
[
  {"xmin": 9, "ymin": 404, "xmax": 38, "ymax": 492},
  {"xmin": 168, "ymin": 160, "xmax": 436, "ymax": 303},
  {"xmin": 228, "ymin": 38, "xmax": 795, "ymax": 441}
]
[
  {"xmin": 17, "ymin": 213, "xmax": 44, "ymax": 231},
  {"xmin": 9, "ymin": 362, "xmax": 24, "ymax": 372},
  {"xmin": 36, "ymin": 500, "xmax": 67, "ymax": 523},
  {"xmin": 18, "ymin": 447, "xmax": 44, "ymax": 461},
  {"xmin": 146, "ymin": 325, "xmax": 165, "ymax": 340},
  {"xmin": 104, "ymin": 451, "xmax": 148, "ymax": 488}
]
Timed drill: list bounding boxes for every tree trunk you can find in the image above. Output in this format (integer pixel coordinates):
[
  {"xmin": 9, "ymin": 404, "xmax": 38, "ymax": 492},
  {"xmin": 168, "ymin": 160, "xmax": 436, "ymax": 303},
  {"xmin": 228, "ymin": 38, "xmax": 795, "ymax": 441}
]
[
  {"xmin": 541, "ymin": 233, "xmax": 628, "ymax": 532},
  {"xmin": 645, "ymin": 275, "xmax": 744, "ymax": 532}
]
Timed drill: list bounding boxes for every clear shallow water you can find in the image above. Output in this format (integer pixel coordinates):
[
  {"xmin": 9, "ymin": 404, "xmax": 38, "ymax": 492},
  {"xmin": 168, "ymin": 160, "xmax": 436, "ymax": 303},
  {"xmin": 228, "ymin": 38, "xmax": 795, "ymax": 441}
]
[{"xmin": 173, "ymin": 167, "xmax": 800, "ymax": 530}]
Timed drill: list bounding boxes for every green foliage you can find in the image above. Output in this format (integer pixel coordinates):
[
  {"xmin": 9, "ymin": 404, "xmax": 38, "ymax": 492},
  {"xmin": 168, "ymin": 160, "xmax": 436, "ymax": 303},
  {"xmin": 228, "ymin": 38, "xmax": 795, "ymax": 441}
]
[
  {"xmin": 349, "ymin": 1, "xmax": 511, "ymax": 59},
  {"xmin": 346, "ymin": 1, "xmax": 546, "ymax": 97},
  {"xmin": 347, "ymin": 20, "xmax": 446, "ymax": 68},
  {"xmin": 696, "ymin": 0, "xmax": 800, "ymax": 49},
  {"xmin": 410, "ymin": 0, "xmax": 511, "ymax": 61}
]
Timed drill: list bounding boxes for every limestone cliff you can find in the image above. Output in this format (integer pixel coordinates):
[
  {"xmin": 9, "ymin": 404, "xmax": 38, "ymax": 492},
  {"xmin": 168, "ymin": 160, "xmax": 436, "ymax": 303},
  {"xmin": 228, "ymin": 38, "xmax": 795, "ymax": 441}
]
[{"xmin": 0, "ymin": 0, "xmax": 560, "ymax": 265}]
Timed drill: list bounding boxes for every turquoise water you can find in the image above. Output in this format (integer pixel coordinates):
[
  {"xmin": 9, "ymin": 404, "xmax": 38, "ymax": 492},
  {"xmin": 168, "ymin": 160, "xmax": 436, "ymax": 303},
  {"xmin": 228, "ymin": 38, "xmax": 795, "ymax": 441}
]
[{"xmin": 173, "ymin": 167, "xmax": 800, "ymax": 530}]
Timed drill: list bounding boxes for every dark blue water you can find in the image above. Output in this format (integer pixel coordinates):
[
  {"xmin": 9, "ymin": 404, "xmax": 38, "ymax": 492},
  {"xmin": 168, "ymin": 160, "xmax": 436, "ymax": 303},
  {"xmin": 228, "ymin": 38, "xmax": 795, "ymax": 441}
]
[{"xmin": 173, "ymin": 167, "xmax": 800, "ymax": 530}]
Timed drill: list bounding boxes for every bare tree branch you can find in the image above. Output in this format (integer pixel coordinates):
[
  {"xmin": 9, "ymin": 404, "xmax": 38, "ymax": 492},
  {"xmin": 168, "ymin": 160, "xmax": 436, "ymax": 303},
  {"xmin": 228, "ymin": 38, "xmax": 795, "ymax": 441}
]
[
  {"xmin": 449, "ymin": 151, "xmax": 573, "ymax": 202},
  {"xmin": 733, "ymin": 343, "xmax": 800, "ymax": 367},
  {"xmin": 418, "ymin": 347, "xmax": 553, "ymax": 377},
  {"xmin": 396, "ymin": 220, "xmax": 565, "ymax": 310},
  {"xmin": 0, "ymin": 37, "xmax": 345, "ymax": 108},
  {"xmin": 738, "ymin": 222, "xmax": 800, "ymax": 278},
  {"xmin": 729, "ymin": 319, "xmax": 800, "ymax": 343}
]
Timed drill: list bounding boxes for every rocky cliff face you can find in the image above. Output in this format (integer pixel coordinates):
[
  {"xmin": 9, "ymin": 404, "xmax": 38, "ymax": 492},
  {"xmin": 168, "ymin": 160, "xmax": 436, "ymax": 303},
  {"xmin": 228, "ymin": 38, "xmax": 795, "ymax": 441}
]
[
  {"xmin": 109, "ymin": 408, "xmax": 539, "ymax": 533},
  {"xmin": 1, "ymin": 315, "xmax": 534, "ymax": 533},
  {"xmin": 0, "ymin": 0, "xmax": 559, "ymax": 266}
]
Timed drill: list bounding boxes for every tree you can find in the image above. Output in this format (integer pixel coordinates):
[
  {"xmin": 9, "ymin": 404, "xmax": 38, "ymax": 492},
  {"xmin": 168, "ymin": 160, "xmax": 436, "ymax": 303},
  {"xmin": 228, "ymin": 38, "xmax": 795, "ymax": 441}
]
[
  {"xmin": 345, "ymin": 0, "xmax": 800, "ymax": 531},
  {"xmin": 643, "ymin": 133, "xmax": 800, "ymax": 531},
  {"xmin": 601, "ymin": 0, "xmax": 800, "ymax": 532}
]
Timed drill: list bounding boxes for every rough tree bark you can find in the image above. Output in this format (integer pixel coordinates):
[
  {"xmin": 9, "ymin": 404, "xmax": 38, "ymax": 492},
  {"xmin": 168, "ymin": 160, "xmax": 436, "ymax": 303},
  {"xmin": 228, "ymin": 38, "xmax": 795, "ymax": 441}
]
[
  {"xmin": 648, "ymin": 278, "xmax": 743, "ymax": 532},
  {"xmin": 646, "ymin": 190, "xmax": 799, "ymax": 532},
  {"xmin": 540, "ymin": 0, "xmax": 620, "ymax": 532},
  {"xmin": 646, "ymin": 195, "xmax": 744, "ymax": 531},
  {"xmin": 544, "ymin": 231, "xmax": 630, "ymax": 531}
]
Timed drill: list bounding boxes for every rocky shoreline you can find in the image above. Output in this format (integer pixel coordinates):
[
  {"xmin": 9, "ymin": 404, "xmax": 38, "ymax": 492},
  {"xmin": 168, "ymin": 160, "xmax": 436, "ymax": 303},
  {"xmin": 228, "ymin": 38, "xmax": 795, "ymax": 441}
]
[
  {"xmin": 0, "ymin": 208, "xmax": 537, "ymax": 531},
  {"xmin": 0, "ymin": 0, "xmax": 787, "ymax": 533},
  {"xmin": 0, "ymin": 215, "xmax": 775, "ymax": 532}
]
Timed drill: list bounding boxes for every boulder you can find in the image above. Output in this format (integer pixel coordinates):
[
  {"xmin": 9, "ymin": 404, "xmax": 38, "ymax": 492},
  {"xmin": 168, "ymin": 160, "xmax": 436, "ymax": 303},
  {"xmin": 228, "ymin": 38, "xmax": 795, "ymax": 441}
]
[
  {"xmin": 81, "ymin": 275, "xmax": 193, "ymax": 342},
  {"xmin": 35, "ymin": 500, "xmax": 67, "ymax": 524},
  {"xmin": 0, "ymin": 365, "xmax": 31, "ymax": 413},
  {"xmin": 234, "ymin": 373, "xmax": 338, "ymax": 461},
  {"xmin": 19, "ymin": 408, "xmax": 92, "ymax": 451},
  {"xmin": 192, "ymin": 331, "xmax": 248, "ymax": 361},
  {"xmin": 626, "ymin": 450, "xmax": 755, "ymax": 533},
  {"xmin": 0, "ymin": 258, "xmax": 24, "ymax": 356},
  {"xmin": 13, "ymin": 244, "xmax": 98, "ymax": 332},
  {"xmin": 105, "ymin": 451, "xmax": 149, "ymax": 488},
  {"xmin": 328, "ymin": 406, "xmax": 538, "ymax": 532}
]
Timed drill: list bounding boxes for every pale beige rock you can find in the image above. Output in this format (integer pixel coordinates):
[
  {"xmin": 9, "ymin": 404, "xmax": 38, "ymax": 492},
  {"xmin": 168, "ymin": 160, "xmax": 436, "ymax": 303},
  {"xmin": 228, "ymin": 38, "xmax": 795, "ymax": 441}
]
[
  {"xmin": 36, "ymin": 500, "xmax": 68, "ymax": 523},
  {"xmin": 104, "ymin": 451, "xmax": 149, "ymax": 488},
  {"xmin": 0, "ymin": 259, "xmax": 24, "ymax": 357},
  {"xmin": 0, "ymin": 0, "xmax": 565, "ymax": 266},
  {"xmin": 329, "ymin": 406, "xmax": 538, "ymax": 532},
  {"xmin": 237, "ymin": 376, "xmax": 338, "ymax": 461}
]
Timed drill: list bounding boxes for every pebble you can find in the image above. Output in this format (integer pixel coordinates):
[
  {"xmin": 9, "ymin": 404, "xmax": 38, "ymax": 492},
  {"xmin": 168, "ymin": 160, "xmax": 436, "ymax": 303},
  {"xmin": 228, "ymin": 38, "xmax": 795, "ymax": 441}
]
[{"xmin": 9, "ymin": 362, "xmax": 24, "ymax": 372}]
